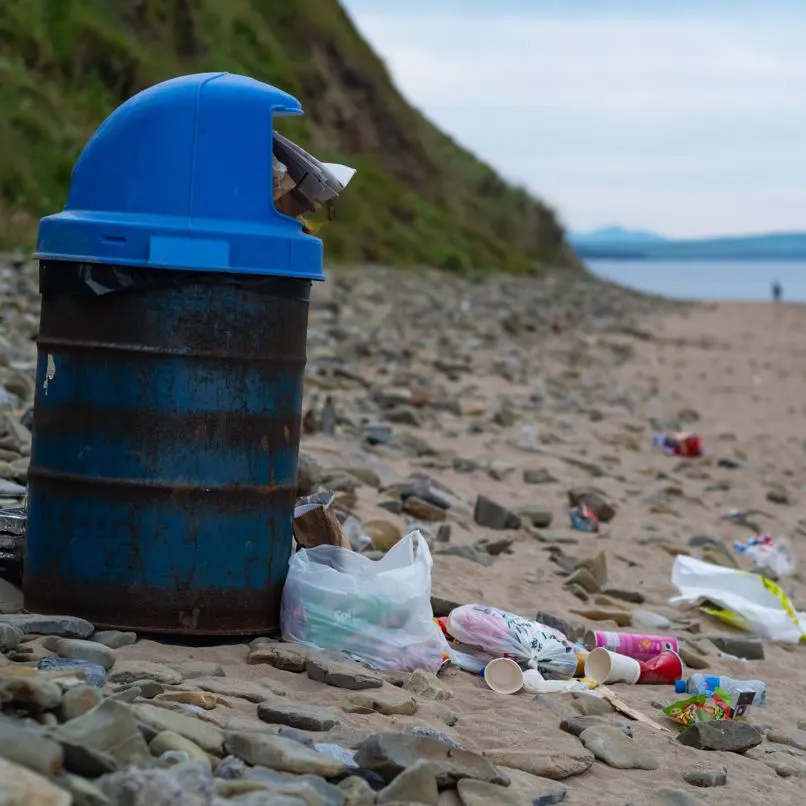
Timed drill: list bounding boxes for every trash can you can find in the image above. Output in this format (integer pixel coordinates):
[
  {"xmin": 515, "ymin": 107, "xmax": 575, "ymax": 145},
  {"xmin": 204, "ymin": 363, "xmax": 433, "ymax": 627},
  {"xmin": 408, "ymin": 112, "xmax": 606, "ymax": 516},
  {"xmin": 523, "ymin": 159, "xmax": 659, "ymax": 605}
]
[{"xmin": 24, "ymin": 73, "xmax": 324, "ymax": 635}]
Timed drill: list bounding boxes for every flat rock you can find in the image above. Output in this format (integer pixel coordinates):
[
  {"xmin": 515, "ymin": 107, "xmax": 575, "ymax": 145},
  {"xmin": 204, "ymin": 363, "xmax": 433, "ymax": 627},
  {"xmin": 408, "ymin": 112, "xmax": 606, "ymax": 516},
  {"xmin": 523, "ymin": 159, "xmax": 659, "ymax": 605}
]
[
  {"xmin": 0, "ymin": 757, "xmax": 71, "ymax": 806},
  {"xmin": 571, "ymin": 692, "xmax": 614, "ymax": 716},
  {"xmin": 0, "ymin": 717, "xmax": 64, "ymax": 778},
  {"xmin": 356, "ymin": 732, "xmax": 509, "ymax": 787},
  {"xmin": 171, "ymin": 659, "xmax": 225, "ymax": 679},
  {"xmin": 436, "ymin": 545, "xmax": 493, "ymax": 567},
  {"xmin": 46, "ymin": 637, "xmax": 116, "ymax": 670},
  {"xmin": 518, "ymin": 507, "xmax": 553, "ymax": 528},
  {"xmin": 194, "ymin": 676, "xmax": 278, "ymax": 703},
  {"xmin": 0, "ymin": 675, "xmax": 63, "ymax": 710},
  {"xmin": 457, "ymin": 778, "xmax": 535, "ymax": 805},
  {"xmin": 338, "ymin": 775, "xmax": 377, "ymax": 806},
  {"xmin": 0, "ymin": 614, "xmax": 94, "ymax": 638},
  {"xmin": 149, "ymin": 730, "xmax": 210, "ymax": 768},
  {"xmin": 343, "ymin": 690, "xmax": 418, "ymax": 716},
  {"xmin": 767, "ymin": 728, "xmax": 806, "ymax": 752},
  {"xmin": 90, "ymin": 630, "xmax": 137, "ymax": 649},
  {"xmin": 682, "ymin": 764, "xmax": 727, "ymax": 787},
  {"xmin": 257, "ymin": 698, "xmax": 341, "ymax": 732},
  {"xmin": 133, "ymin": 702, "xmax": 225, "ymax": 754},
  {"xmin": 108, "ymin": 661, "xmax": 182, "ymax": 686},
  {"xmin": 524, "ymin": 469, "xmax": 558, "ymax": 485},
  {"xmin": 224, "ymin": 731, "xmax": 346, "ymax": 777},
  {"xmin": 677, "ymin": 721, "xmax": 762, "ymax": 753},
  {"xmin": 241, "ymin": 767, "xmax": 347, "ymax": 805},
  {"xmin": 60, "ymin": 684, "xmax": 102, "ymax": 721},
  {"xmin": 306, "ymin": 652, "xmax": 383, "ymax": 690},
  {"xmin": 248, "ymin": 643, "xmax": 309, "ymax": 673},
  {"xmin": 632, "ymin": 610, "xmax": 672, "ymax": 631},
  {"xmin": 403, "ymin": 669, "xmax": 453, "ymax": 701},
  {"xmin": 377, "ymin": 758, "xmax": 439, "ymax": 804},
  {"xmin": 559, "ymin": 716, "xmax": 632, "ymax": 738},
  {"xmin": 579, "ymin": 726, "xmax": 658, "ymax": 770},
  {"xmin": 483, "ymin": 738, "xmax": 594, "ymax": 781},
  {"xmin": 473, "ymin": 495, "xmax": 522, "ymax": 530},
  {"xmin": 706, "ymin": 635, "xmax": 765, "ymax": 660}
]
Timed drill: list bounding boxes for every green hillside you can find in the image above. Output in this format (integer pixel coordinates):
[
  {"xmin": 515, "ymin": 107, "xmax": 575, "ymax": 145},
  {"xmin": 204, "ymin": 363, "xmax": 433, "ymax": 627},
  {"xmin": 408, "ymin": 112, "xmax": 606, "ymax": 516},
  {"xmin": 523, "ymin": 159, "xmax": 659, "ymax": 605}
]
[{"xmin": 0, "ymin": 0, "xmax": 579, "ymax": 273}]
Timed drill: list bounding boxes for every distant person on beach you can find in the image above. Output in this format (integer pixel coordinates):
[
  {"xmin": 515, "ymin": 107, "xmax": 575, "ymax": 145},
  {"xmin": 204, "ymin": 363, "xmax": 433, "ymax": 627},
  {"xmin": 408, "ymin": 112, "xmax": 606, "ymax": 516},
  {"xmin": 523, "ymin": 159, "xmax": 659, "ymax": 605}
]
[{"xmin": 772, "ymin": 281, "xmax": 782, "ymax": 302}]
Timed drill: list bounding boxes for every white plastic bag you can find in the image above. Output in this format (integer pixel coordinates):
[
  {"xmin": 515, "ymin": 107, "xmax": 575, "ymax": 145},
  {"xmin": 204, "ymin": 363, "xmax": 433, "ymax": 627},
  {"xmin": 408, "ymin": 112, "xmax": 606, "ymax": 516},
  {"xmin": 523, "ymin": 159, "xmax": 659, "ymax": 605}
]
[
  {"xmin": 670, "ymin": 555, "xmax": 806, "ymax": 643},
  {"xmin": 733, "ymin": 534, "xmax": 796, "ymax": 578},
  {"xmin": 281, "ymin": 531, "xmax": 449, "ymax": 672},
  {"xmin": 446, "ymin": 604, "xmax": 578, "ymax": 679}
]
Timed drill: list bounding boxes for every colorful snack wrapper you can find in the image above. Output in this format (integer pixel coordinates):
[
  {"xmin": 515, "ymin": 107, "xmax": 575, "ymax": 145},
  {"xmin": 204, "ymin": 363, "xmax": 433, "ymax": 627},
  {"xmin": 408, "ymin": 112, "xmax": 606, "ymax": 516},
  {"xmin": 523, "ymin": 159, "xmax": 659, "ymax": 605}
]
[{"xmin": 663, "ymin": 688, "xmax": 732, "ymax": 727}]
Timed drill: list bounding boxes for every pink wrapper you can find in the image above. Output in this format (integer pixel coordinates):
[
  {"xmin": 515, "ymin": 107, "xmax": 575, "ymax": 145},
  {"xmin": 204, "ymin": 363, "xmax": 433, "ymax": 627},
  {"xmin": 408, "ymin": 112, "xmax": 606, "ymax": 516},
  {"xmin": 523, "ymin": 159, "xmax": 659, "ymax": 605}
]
[{"xmin": 585, "ymin": 630, "xmax": 678, "ymax": 662}]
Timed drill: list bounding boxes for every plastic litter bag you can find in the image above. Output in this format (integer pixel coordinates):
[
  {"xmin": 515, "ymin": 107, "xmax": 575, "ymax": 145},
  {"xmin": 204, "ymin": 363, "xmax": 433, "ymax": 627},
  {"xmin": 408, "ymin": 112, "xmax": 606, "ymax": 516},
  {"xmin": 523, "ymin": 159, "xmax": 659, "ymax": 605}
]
[
  {"xmin": 281, "ymin": 531, "xmax": 449, "ymax": 673},
  {"xmin": 733, "ymin": 534, "xmax": 796, "ymax": 578},
  {"xmin": 446, "ymin": 604, "xmax": 577, "ymax": 679},
  {"xmin": 669, "ymin": 555, "xmax": 806, "ymax": 643}
]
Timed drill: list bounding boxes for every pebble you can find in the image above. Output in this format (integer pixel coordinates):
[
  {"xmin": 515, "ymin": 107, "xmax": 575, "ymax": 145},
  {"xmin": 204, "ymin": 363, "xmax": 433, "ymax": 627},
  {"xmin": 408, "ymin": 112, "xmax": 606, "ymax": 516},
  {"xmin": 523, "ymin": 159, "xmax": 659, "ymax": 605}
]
[
  {"xmin": 37, "ymin": 657, "xmax": 108, "ymax": 687},
  {"xmin": 192, "ymin": 675, "xmax": 278, "ymax": 703},
  {"xmin": 0, "ymin": 717, "xmax": 64, "ymax": 777},
  {"xmin": 707, "ymin": 635, "xmax": 765, "ymax": 660},
  {"xmin": 0, "ymin": 614, "xmax": 94, "ymax": 638},
  {"xmin": 403, "ymin": 496, "xmax": 446, "ymax": 522},
  {"xmin": 484, "ymin": 743, "xmax": 593, "ymax": 781},
  {"xmin": 559, "ymin": 716, "xmax": 633, "ymax": 738},
  {"xmin": 60, "ymin": 684, "xmax": 103, "ymax": 721},
  {"xmin": 677, "ymin": 721, "xmax": 762, "ymax": 752},
  {"xmin": 0, "ymin": 756, "xmax": 71, "ymax": 806},
  {"xmin": 257, "ymin": 698, "xmax": 341, "ymax": 732},
  {"xmin": 123, "ymin": 679, "xmax": 164, "ymax": 699},
  {"xmin": 90, "ymin": 630, "xmax": 138, "ymax": 649},
  {"xmin": 343, "ymin": 690, "xmax": 418, "ymax": 716},
  {"xmin": 579, "ymin": 725, "xmax": 659, "ymax": 770},
  {"xmin": 108, "ymin": 661, "xmax": 182, "ymax": 686},
  {"xmin": 524, "ymin": 469, "xmax": 557, "ymax": 485},
  {"xmin": 306, "ymin": 651, "xmax": 384, "ymax": 690},
  {"xmin": 767, "ymin": 728, "xmax": 806, "ymax": 752},
  {"xmin": 363, "ymin": 519, "xmax": 403, "ymax": 552},
  {"xmin": 248, "ymin": 643, "xmax": 309, "ymax": 673},
  {"xmin": 473, "ymin": 495, "xmax": 522, "ymax": 530},
  {"xmin": 572, "ymin": 692, "xmax": 614, "ymax": 717},
  {"xmin": 0, "ymin": 675, "xmax": 63, "ymax": 710},
  {"xmin": 133, "ymin": 703, "xmax": 225, "ymax": 754},
  {"xmin": 436, "ymin": 545, "xmax": 493, "ymax": 567},
  {"xmin": 149, "ymin": 730, "xmax": 211, "ymax": 769},
  {"xmin": 154, "ymin": 690, "xmax": 217, "ymax": 710},
  {"xmin": 405, "ymin": 725, "xmax": 463, "ymax": 748},
  {"xmin": 44, "ymin": 637, "xmax": 117, "ymax": 670},
  {"xmin": 682, "ymin": 765, "xmax": 727, "ymax": 787},
  {"xmin": 403, "ymin": 669, "xmax": 453, "ymax": 701},
  {"xmin": 224, "ymin": 731, "xmax": 346, "ymax": 777},
  {"xmin": 517, "ymin": 506, "xmax": 554, "ymax": 528},
  {"xmin": 376, "ymin": 758, "xmax": 439, "ymax": 805}
]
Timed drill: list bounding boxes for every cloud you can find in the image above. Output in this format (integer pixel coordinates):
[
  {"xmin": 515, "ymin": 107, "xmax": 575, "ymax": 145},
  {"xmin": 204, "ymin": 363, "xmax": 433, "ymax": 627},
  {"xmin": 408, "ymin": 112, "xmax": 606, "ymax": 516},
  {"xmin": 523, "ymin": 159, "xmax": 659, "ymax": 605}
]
[{"xmin": 341, "ymin": 1, "xmax": 806, "ymax": 237}]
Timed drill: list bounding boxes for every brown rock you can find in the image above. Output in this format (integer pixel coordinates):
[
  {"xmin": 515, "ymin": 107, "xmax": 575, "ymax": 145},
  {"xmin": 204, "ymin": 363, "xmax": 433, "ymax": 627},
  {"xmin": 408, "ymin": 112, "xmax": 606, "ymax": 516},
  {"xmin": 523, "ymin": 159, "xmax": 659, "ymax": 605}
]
[
  {"xmin": 247, "ymin": 643, "xmax": 308, "ymax": 673},
  {"xmin": 0, "ymin": 757, "xmax": 71, "ymax": 806},
  {"xmin": 403, "ymin": 669, "xmax": 453, "ymax": 701},
  {"xmin": 364, "ymin": 519, "xmax": 404, "ymax": 552},
  {"xmin": 155, "ymin": 691, "xmax": 217, "ymax": 710}
]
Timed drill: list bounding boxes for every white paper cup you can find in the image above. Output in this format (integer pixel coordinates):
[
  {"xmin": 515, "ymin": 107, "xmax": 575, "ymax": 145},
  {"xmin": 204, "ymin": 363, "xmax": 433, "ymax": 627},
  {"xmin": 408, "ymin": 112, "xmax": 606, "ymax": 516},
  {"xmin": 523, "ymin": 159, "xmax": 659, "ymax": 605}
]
[
  {"xmin": 484, "ymin": 658, "xmax": 524, "ymax": 694},
  {"xmin": 585, "ymin": 647, "xmax": 641, "ymax": 685}
]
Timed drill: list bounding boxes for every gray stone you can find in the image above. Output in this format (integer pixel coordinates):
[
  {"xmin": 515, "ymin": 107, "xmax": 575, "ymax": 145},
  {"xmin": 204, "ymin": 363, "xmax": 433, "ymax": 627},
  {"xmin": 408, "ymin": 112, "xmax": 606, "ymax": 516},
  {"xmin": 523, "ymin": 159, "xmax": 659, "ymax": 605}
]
[
  {"xmin": 123, "ymin": 679, "xmax": 164, "ymax": 699},
  {"xmin": 767, "ymin": 728, "xmax": 806, "ymax": 752},
  {"xmin": 172, "ymin": 660, "xmax": 225, "ymax": 679},
  {"xmin": 45, "ymin": 637, "xmax": 116, "ymax": 670},
  {"xmin": 458, "ymin": 778, "xmax": 537, "ymax": 805},
  {"xmin": 248, "ymin": 643, "xmax": 309, "ymax": 673},
  {"xmin": 224, "ymin": 732, "xmax": 346, "ymax": 777},
  {"xmin": 60, "ymin": 684, "xmax": 103, "ymax": 721},
  {"xmin": 306, "ymin": 652, "xmax": 383, "ymax": 691},
  {"xmin": 473, "ymin": 495, "xmax": 522, "ymax": 530},
  {"xmin": 356, "ymin": 732, "xmax": 509, "ymax": 787},
  {"xmin": 405, "ymin": 725, "xmax": 462, "ymax": 748},
  {"xmin": 149, "ymin": 731, "xmax": 211, "ymax": 768},
  {"xmin": 257, "ymin": 698, "xmax": 341, "ymax": 732},
  {"xmin": 96, "ymin": 765, "xmax": 217, "ymax": 806},
  {"xmin": 403, "ymin": 496, "xmax": 446, "ymax": 522},
  {"xmin": 484, "ymin": 741, "xmax": 593, "ymax": 781},
  {"xmin": 343, "ymin": 690, "xmax": 418, "ymax": 716},
  {"xmin": 572, "ymin": 692, "xmax": 614, "ymax": 717},
  {"xmin": 602, "ymin": 588, "xmax": 646, "ymax": 604},
  {"xmin": 476, "ymin": 536, "xmax": 514, "ymax": 556},
  {"xmin": 431, "ymin": 596, "xmax": 464, "ymax": 618},
  {"xmin": 579, "ymin": 726, "xmax": 658, "ymax": 770},
  {"xmin": 133, "ymin": 703, "xmax": 225, "ymax": 755},
  {"xmin": 36, "ymin": 657, "xmax": 108, "ymax": 687},
  {"xmin": 90, "ymin": 630, "xmax": 138, "ymax": 649},
  {"xmin": 403, "ymin": 669, "xmax": 453, "ymax": 701},
  {"xmin": 564, "ymin": 568, "xmax": 600, "ymax": 594},
  {"xmin": 559, "ymin": 716, "xmax": 632, "ymax": 738},
  {"xmin": 706, "ymin": 635, "xmax": 765, "ymax": 660},
  {"xmin": 632, "ymin": 610, "xmax": 672, "ymax": 631},
  {"xmin": 0, "ymin": 622, "xmax": 23, "ymax": 651},
  {"xmin": 0, "ymin": 675, "xmax": 62, "ymax": 710},
  {"xmin": 534, "ymin": 612, "xmax": 579, "ymax": 643},
  {"xmin": 766, "ymin": 483, "xmax": 790, "ymax": 504},
  {"xmin": 377, "ymin": 759, "xmax": 439, "ymax": 804},
  {"xmin": 276, "ymin": 726, "xmax": 315, "ymax": 748},
  {"xmin": 193, "ymin": 676, "xmax": 277, "ymax": 703},
  {"xmin": 676, "ymin": 721, "xmax": 762, "ymax": 753},
  {"xmin": 243, "ymin": 767, "xmax": 347, "ymax": 805},
  {"xmin": 518, "ymin": 507, "xmax": 553, "ymax": 528},
  {"xmin": 0, "ymin": 757, "xmax": 73, "ymax": 806},
  {"xmin": 0, "ymin": 717, "xmax": 65, "ymax": 777},
  {"xmin": 56, "ymin": 771, "xmax": 111, "ymax": 806},
  {"xmin": 524, "ymin": 469, "xmax": 558, "ymax": 485},
  {"xmin": 682, "ymin": 765, "xmax": 727, "ymax": 787},
  {"xmin": 108, "ymin": 661, "xmax": 182, "ymax": 685},
  {"xmin": 574, "ymin": 551, "xmax": 608, "ymax": 588},
  {"xmin": 0, "ymin": 614, "xmax": 94, "ymax": 638},
  {"xmin": 436, "ymin": 545, "xmax": 493, "ymax": 567},
  {"xmin": 338, "ymin": 775, "xmax": 376, "ymax": 806},
  {"xmin": 567, "ymin": 487, "xmax": 615, "ymax": 522}
]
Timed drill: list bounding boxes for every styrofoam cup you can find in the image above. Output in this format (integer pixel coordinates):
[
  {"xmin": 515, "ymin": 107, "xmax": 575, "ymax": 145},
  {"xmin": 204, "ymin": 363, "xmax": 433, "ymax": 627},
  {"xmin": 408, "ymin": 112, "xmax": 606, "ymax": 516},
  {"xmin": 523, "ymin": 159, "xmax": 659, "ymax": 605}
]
[
  {"xmin": 484, "ymin": 658, "xmax": 523, "ymax": 694},
  {"xmin": 585, "ymin": 647, "xmax": 641, "ymax": 685}
]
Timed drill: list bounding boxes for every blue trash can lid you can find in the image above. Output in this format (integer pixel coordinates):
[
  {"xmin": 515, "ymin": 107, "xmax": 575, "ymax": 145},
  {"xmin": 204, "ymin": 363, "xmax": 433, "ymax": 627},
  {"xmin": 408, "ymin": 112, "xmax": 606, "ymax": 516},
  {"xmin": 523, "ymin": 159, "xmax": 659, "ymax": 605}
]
[{"xmin": 35, "ymin": 73, "xmax": 324, "ymax": 281}]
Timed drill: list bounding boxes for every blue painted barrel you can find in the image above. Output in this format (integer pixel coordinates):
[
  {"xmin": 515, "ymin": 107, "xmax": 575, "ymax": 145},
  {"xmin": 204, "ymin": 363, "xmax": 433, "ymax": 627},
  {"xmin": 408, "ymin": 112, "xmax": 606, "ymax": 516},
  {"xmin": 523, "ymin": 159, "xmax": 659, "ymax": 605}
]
[{"xmin": 24, "ymin": 73, "xmax": 324, "ymax": 634}]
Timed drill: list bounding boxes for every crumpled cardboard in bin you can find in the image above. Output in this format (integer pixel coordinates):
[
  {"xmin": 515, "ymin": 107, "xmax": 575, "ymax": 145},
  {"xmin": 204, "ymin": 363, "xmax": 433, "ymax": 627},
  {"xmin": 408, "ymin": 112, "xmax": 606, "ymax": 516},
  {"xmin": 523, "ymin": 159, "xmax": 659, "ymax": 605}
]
[{"xmin": 293, "ymin": 491, "xmax": 351, "ymax": 550}]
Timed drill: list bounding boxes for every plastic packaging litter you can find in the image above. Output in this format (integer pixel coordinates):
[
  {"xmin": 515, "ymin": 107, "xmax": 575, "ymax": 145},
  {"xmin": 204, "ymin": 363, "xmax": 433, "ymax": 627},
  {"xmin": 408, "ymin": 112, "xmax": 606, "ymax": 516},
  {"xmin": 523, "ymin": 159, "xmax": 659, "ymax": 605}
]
[
  {"xmin": 281, "ymin": 531, "xmax": 449, "ymax": 673},
  {"xmin": 652, "ymin": 431, "xmax": 703, "ymax": 457},
  {"xmin": 37, "ymin": 657, "xmax": 108, "ymax": 687},
  {"xmin": 733, "ymin": 534, "xmax": 796, "ymax": 578},
  {"xmin": 679, "ymin": 674, "xmax": 766, "ymax": 705},
  {"xmin": 669, "ymin": 555, "xmax": 806, "ymax": 643},
  {"xmin": 569, "ymin": 504, "xmax": 599, "ymax": 533},
  {"xmin": 522, "ymin": 668, "xmax": 592, "ymax": 694},
  {"xmin": 446, "ymin": 604, "xmax": 577, "ymax": 679},
  {"xmin": 663, "ymin": 689, "xmax": 732, "ymax": 726}
]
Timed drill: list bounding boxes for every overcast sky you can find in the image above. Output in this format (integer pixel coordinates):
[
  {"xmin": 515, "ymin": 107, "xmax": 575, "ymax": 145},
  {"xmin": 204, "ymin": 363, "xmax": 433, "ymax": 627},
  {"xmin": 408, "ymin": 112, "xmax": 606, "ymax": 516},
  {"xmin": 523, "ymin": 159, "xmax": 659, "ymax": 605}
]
[{"xmin": 340, "ymin": 0, "xmax": 806, "ymax": 238}]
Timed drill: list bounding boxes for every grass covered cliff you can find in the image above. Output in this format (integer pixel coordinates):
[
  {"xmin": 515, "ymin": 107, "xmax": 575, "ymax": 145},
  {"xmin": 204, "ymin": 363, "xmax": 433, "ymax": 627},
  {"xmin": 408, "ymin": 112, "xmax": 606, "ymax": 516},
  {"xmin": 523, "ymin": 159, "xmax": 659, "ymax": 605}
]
[{"xmin": 0, "ymin": 0, "xmax": 579, "ymax": 273}]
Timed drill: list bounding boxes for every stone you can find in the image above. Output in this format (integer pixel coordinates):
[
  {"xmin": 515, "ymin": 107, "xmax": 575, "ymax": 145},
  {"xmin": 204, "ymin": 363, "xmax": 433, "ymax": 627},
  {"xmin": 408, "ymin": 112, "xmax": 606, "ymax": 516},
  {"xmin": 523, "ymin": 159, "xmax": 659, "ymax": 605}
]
[
  {"xmin": 149, "ymin": 730, "xmax": 211, "ymax": 769},
  {"xmin": 403, "ymin": 496, "xmax": 446, "ymax": 522},
  {"xmin": 406, "ymin": 725, "xmax": 463, "ymax": 748},
  {"xmin": 579, "ymin": 726, "xmax": 658, "ymax": 770},
  {"xmin": 257, "ymin": 698, "xmax": 341, "ymax": 732},
  {"xmin": 431, "ymin": 596, "xmax": 464, "ymax": 618},
  {"xmin": 567, "ymin": 487, "xmax": 615, "ymax": 522},
  {"xmin": 436, "ymin": 545, "xmax": 493, "ymax": 567},
  {"xmin": 571, "ymin": 692, "xmax": 614, "ymax": 716},
  {"xmin": 155, "ymin": 690, "xmax": 217, "ymax": 710},
  {"xmin": 0, "ymin": 578, "xmax": 23, "ymax": 614},
  {"xmin": 632, "ymin": 610, "xmax": 672, "ymax": 631},
  {"xmin": 108, "ymin": 661, "xmax": 182, "ymax": 685},
  {"xmin": 403, "ymin": 669, "xmax": 453, "ymax": 701},
  {"xmin": 46, "ymin": 637, "xmax": 117, "ymax": 670},
  {"xmin": 377, "ymin": 759, "xmax": 439, "ymax": 805},
  {"xmin": 484, "ymin": 742, "xmax": 593, "ymax": 781},
  {"xmin": 518, "ymin": 507, "xmax": 553, "ymax": 528},
  {"xmin": 364, "ymin": 519, "xmax": 403, "ymax": 552},
  {"xmin": 457, "ymin": 778, "xmax": 537, "ymax": 806},
  {"xmin": 0, "ymin": 717, "xmax": 64, "ymax": 777},
  {"xmin": 534, "ymin": 612, "xmax": 579, "ymax": 643},
  {"xmin": 0, "ymin": 622, "xmax": 23, "ymax": 650},
  {"xmin": 124, "ymin": 679, "xmax": 164, "ymax": 698},
  {"xmin": 224, "ymin": 732, "xmax": 346, "ymax": 777},
  {"xmin": 677, "ymin": 645, "xmax": 710, "ymax": 670},
  {"xmin": 564, "ymin": 568, "xmax": 600, "ymax": 594},
  {"xmin": 559, "ymin": 716, "xmax": 632, "ymax": 738},
  {"xmin": 248, "ymin": 643, "xmax": 309, "ymax": 673},
  {"xmin": 766, "ymin": 483, "xmax": 790, "ymax": 504},
  {"xmin": 488, "ymin": 460, "xmax": 515, "ymax": 481},
  {"xmin": 0, "ymin": 614, "xmax": 95, "ymax": 638},
  {"xmin": 574, "ymin": 551, "xmax": 608, "ymax": 588},
  {"xmin": 706, "ymin": 635, "xmax": 765, "ymax": 660},
  {"xmin": 90, "ymin": 630, "xmax": 138, "ymax": 649},
  {"xmin": 60, "ymin": 684, "xmax": 102, "ymax": 721},
  {"xmin": 0, "ymin": 757, "xmax": 71, "ymax": 806},
  {"xmin": 355, "ymin": 732, "xmax": 509, "ymax": 787},
  {"xmin": 56, "ymin": 771, "xmax": 111, "ymax": 806},
  {"xmin": 473, "ymin": 495, "xmax": 522, "ymax": 530},
  {"xmin": 343, "ymin": 690, "xmax": 418, "ymax": 716},
  {"xmin": 0, "ymin": 675, "xmax": 63, "ymax": 710},
  {"xmin": 193, "ymin": 676, "xmax": 277, "ymax": 703},
  {"xmin": 601, "ymin": 588, "xmax": 645, "ymax": 604},
  {"xmin": 242, "ymin": 767, "xmax": 347, "ymax": 805},
  {"xmin": 338, "ymin": 775, "xmax": 377, "ymax": 806},
  {"xmin": 306, "ymin": 652, "xmax": 383, "ymax": 690},
  {"xmin": 682, "ymin": 765, "xmax": 727, "ymax": 787},
  {"xmin": 172, "ymin": 660, "xmax": 226, "ymax": 679},
  {"xmin": 133, "ymin": 703, "xmax": 225, "ymax": 754},
  {"xmin": 524, "ymin": 469, "xmax": 557, "ymax": 485},
  {"xmin": 676, "ymin": 721, "xmax": 762, "ymax": 753},
  {"xmin": 475, "ymin": 536, "xmax": 514, "ymax": 556},
  {"xmin": 767, "ymin": 728, "xmax": 806, "ymax": 752},
  {"xmin": 37, "ymin": 657, "xmax": 108, "ymax": 687}
]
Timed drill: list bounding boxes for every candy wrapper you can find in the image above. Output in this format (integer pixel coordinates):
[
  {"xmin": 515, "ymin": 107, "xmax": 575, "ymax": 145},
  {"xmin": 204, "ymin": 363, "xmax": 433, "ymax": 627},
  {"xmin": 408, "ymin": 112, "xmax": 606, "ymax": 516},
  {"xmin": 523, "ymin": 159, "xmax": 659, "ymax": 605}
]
[
  {"xmin": 569, "ymin": 504, "xmax": 599, "ymax": 533},
  {"xmin": 446, "ymin": 604, "xmax": 577, "ymax": 679},
  {"xmin": 734, "ymin": 534, "xmax": 797, "ymax": 578},
  {"xmin": 663, "ymin": 688, "xmax": 732, "ymax": 727},
  {"xmin": 653, "ymin": 431, "xmax": 703, "ymax": 458}
]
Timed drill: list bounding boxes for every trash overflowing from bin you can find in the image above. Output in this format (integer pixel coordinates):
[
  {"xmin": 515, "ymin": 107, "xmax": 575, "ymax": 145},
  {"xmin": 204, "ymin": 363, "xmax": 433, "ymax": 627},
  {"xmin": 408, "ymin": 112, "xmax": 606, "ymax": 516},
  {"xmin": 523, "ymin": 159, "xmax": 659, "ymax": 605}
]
[
  {"xmin": 733, "ymin": 533, "xmax": 797, "ymax": 578},
  {"xmin": 652, "ymin": 430, "xmax": 703, "ymax": 457}
]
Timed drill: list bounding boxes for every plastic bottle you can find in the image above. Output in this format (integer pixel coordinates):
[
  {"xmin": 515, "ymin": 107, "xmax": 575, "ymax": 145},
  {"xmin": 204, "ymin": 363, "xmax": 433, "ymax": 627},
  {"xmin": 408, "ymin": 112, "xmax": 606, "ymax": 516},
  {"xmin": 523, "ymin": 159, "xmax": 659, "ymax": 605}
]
[{"xmin": 676, "ymin": 674, "xmax": 766, "ymax": 705}]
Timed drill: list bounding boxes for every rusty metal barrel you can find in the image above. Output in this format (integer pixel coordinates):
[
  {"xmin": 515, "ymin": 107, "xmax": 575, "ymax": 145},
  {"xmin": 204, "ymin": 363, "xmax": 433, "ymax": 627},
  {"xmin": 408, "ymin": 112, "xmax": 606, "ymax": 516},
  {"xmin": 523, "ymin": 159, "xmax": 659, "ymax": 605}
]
[{"xmin": 24, "ymin": 73, "xmax": 323, "ymax": 634}]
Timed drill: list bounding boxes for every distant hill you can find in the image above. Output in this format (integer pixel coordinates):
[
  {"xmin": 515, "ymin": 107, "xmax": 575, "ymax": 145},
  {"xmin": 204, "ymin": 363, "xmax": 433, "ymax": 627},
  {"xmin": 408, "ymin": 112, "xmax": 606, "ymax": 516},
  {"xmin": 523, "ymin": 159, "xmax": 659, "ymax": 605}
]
[
  {"xmin": 0, "ymin": 0, "xmax": 579, "ymax": 273},
  {"xmin": 573, "ymin": 230, "xmax": 806, "ymax": 261},
  {"xmin": 570, "ymin": 226, "xmax": 668, "ymax": 246}
]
